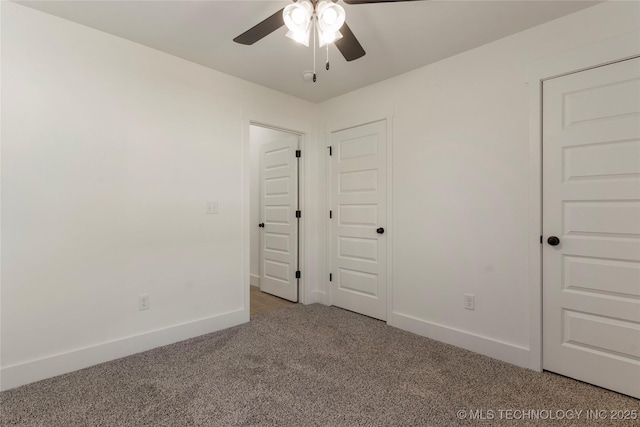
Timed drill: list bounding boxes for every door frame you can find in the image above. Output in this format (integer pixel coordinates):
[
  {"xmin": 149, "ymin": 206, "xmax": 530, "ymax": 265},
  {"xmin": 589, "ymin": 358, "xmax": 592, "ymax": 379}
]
[
  {"xmin": 526, "ymin": 30, "xmax": 640, "ymax": 372},
  {"xmin": 323, "ymin": 103, "xmax": 394, "ymax": 320},
  {"xmin": 243, "ymin": 113, "xmax": 311, "ymax": 314}
]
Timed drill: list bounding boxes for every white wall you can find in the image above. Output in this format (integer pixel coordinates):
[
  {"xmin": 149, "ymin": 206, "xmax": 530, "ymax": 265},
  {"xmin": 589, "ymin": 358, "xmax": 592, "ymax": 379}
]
[
  {"xmin": 0, "ymin": 2, "xmax": 317, "ymax": 390},
  {"xmin": 249, "ymin": 126, "xmax": 297, "ymax": 286},
  {"xmin": 319, "ymin": 0, "xmax": 640, "ymax": 368}
]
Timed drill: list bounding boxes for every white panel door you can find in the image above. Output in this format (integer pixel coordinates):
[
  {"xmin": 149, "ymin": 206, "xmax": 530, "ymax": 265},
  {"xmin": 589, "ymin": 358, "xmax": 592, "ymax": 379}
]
[
  {"xmin": 330, "ymin": 120, "xmax": 387, "ymax": 320},
  {"xmin": 543, "ymin": 57, "xmax": 640, "ymax": 398},
  {"xmin": 259, "ymin": 136, "xmax": 299, "ymax": 302}
]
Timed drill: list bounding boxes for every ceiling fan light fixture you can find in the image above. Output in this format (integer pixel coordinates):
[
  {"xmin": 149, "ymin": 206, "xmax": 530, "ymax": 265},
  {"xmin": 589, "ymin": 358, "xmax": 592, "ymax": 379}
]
[
  {"xmin": 318, "ymin": 28, "xmax": 343, "ymax": 48},
  {"xmin": 283, "ymin": 0, "xmax": 313, "ymax": 45},
  {"xmin": 316, "ymin": 0, "xmax": 346, "ymax": 33},
  {"xmin": 285, "ymin": 28, "xmax": 312, "ymax": 46}
]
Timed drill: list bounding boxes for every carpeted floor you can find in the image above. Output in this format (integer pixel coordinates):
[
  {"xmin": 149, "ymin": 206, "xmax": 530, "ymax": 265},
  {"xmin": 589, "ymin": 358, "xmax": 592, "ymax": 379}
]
[{"xmin": 1, "ymin": 304, "xmax": 637, "ymax": 426}]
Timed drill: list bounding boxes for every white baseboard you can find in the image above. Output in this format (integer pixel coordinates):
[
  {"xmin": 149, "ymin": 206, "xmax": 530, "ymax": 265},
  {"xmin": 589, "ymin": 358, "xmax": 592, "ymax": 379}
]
[
  {"xmin": 306, "ymin": 290, "xmax": 328, "ymax": 305},
  {"xmin": 389, "ymin": 311, "xmax": 530, "ymax": 369},
  {"xmin": 0, "ymin": 308, "xmax": 247, "ymax": 391},
  {"xmin": 250, "ymin": 274, "xmax": 260, "ymax": 287}
]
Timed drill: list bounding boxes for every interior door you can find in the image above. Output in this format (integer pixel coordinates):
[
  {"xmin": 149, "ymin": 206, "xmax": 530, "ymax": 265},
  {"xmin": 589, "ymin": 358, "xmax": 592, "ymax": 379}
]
[
  {"xmin": 259, "ymin": 135, "xmax": 299, "ymax": 302},
  {"xmin": 542, "ymin": 57, "xmax": 640, "ymax": 398},
  {"xmin": 330, "ymin": 120, "xmax": 387, "ymax": 320}
]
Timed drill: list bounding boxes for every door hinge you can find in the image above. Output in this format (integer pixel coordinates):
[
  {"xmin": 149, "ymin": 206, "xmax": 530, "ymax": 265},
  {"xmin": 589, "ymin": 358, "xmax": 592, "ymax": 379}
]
[
  {"xmin": 329, "ymin": 210, "xmax": 332, "ymax": 219},
  {"xmin": 295, "ymin": 149, "xmax": 301, "ymax": 158},
  {"xmin": 296, "ymin": 210, "xmax": 302, "ymax": 218},
  {"xmin": 328, "ymin": 146, "xmax": 332, "ymax": 156},
  {"xmin": 295, "ymin": 270, "xmax": 301, "ymax": 279},
  {"xmin": 540, "ymin": 235, "xmax": 543, "ymax": 244},
  {"xmin": 329, "ymin": 273, "xmax": 332, "ymax": 282}
]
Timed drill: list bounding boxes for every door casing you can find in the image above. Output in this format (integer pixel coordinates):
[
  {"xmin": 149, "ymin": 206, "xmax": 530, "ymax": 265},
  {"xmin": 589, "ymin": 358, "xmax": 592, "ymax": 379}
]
[{"xmin": 526, "ymin": 30, "xmax": 640, "ymax": 372}]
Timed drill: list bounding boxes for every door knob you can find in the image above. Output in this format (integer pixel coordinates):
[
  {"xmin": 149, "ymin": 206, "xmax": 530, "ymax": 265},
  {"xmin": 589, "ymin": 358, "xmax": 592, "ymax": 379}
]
[
  {"xmin": 547, "ymin": 236, "xmax": 560, "ymax": 246},
  {"xmin": 377, "ymin": 227, "xmax": 385, "ymax": 234},
  {"xmin": 258, "ymin": 223, "xmax": 265, "ymax": 228}
]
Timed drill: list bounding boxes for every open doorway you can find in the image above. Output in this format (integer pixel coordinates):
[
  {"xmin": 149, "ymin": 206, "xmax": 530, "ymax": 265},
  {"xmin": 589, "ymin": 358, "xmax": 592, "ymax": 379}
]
[{"xmin": 250, "ymin": 124, "xmax": 301, "ymax": 317}]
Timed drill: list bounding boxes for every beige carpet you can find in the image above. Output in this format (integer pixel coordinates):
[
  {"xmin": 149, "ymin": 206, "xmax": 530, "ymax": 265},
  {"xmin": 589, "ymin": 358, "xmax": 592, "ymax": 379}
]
[{"xmin": 1, "ymin": 304, "xmax": 637, "ymax": 426}]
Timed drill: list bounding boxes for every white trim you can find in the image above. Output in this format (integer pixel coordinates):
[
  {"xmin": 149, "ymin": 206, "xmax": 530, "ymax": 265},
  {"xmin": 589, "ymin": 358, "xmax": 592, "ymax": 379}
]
[
  {"xmin": 389, "ymin": 312, "xmax": 530, "ymax": 369},
  {"xmin": 242, "ymin": 115, "xmax": 252, "ymax": 317},
  {"xmin": 386, "ymin": 111, "xmax": 394, "ymax": 321},
  {"xmin": 250, "ymin": 274, "xmax": 260, "ymax": 287},
  {"xmin": 324, "ymin": 102, "xmax": 395, "ymax": 320},
  {"xmin": 307, "ymin": 290, "xmax": 326, "ymax": 305},
  {"xmin": 526, "ymin": 30, "xmax": 640, "ymax": 372},
  {"xmin": 322, "ymin": 124, "xmax": 332, "ymax": 306},
  {"xmin": 0, "ymin": 309, "xmax": 246, "ymax": 391},
  {"xmin": 526, "ymin": 79, "xmax": 543, "ymax": 372}
]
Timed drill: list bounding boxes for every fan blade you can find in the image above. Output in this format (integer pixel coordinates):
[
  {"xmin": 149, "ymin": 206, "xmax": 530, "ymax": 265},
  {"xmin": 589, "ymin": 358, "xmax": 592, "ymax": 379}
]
[
  {"xmin": 335, "ymin": 22, "xmax": 366, "ymax": 62},
  {"xmin": 344, "ymin": 0, "xmax": 423, "ymax": 4},
  {"xmin": 233, "ymin": 8, "xmax": 285, "ymax": 45}
]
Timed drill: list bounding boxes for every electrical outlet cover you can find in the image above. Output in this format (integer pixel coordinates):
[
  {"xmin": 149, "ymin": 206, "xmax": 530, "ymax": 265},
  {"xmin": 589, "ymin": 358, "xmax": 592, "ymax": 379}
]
[
  {"xmin": 206, "ymin": 201, "xmax": 219, "ymax": 214},
  {"xmin": 138, "ymin": 294, "xmax": 150, "ymax": 311},
  {"xmin": 463, "ymin": 294, "xmax": 475, "ymax": 310}
]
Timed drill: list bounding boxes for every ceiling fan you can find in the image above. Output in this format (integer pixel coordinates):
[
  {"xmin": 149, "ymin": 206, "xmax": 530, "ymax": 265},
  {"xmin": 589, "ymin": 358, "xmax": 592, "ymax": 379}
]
[{"xmin": 233, "ymin": 0, "xmax": 423, "ymax": 64}]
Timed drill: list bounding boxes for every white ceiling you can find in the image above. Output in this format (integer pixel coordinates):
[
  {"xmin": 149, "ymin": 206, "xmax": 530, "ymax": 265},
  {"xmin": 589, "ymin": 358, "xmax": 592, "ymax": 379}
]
[{"xmin": 16, "ymin": 0, "xmax": 601, "ymax": 103}]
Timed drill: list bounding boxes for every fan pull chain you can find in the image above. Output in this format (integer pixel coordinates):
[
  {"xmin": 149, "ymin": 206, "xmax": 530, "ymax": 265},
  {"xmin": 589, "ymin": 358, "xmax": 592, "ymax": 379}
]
[
  {"xmin": 326, "ymin": 44, "xmax": 330, "ymax": 70},
  {"xmin": 312, "ymin": 19, "xmax": 317, "ymax": 82}
]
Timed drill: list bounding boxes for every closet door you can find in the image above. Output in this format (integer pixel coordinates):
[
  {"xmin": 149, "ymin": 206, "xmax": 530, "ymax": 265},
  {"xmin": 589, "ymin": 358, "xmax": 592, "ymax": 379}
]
[{"xmin": 542, "ymin": 57, "xmax": 640, "ymax": 398}]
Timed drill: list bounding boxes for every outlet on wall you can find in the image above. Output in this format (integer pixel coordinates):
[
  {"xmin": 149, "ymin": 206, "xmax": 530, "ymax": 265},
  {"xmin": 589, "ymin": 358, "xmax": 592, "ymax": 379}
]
[
  {"xmin": 206, "ymin": 201, "xmax": 219, "ymax": 214},
  {"xmin": 138, "ymin": 294, "xmax": 150, "ymax": 311},
  {"xmin": 464, "ymin": 294, "xmax": 475, "ymax": 311}
]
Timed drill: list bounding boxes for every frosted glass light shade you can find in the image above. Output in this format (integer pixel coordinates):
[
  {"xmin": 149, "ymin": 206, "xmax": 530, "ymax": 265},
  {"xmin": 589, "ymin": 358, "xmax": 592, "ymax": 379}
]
[
  {"xmin": 316, "ymin": 0, "xmax": 345, "ymax": 33},
  {"xmin": 283, "ymin": 0, "xmax": 313, "ymax": 45},
  {"xmin": 286, "ymin": 28, "xmax": 312, "ymax": 47},
  {"xmin": 318, "ymin": 28, "xmax": 343, "ymax": 48}
]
